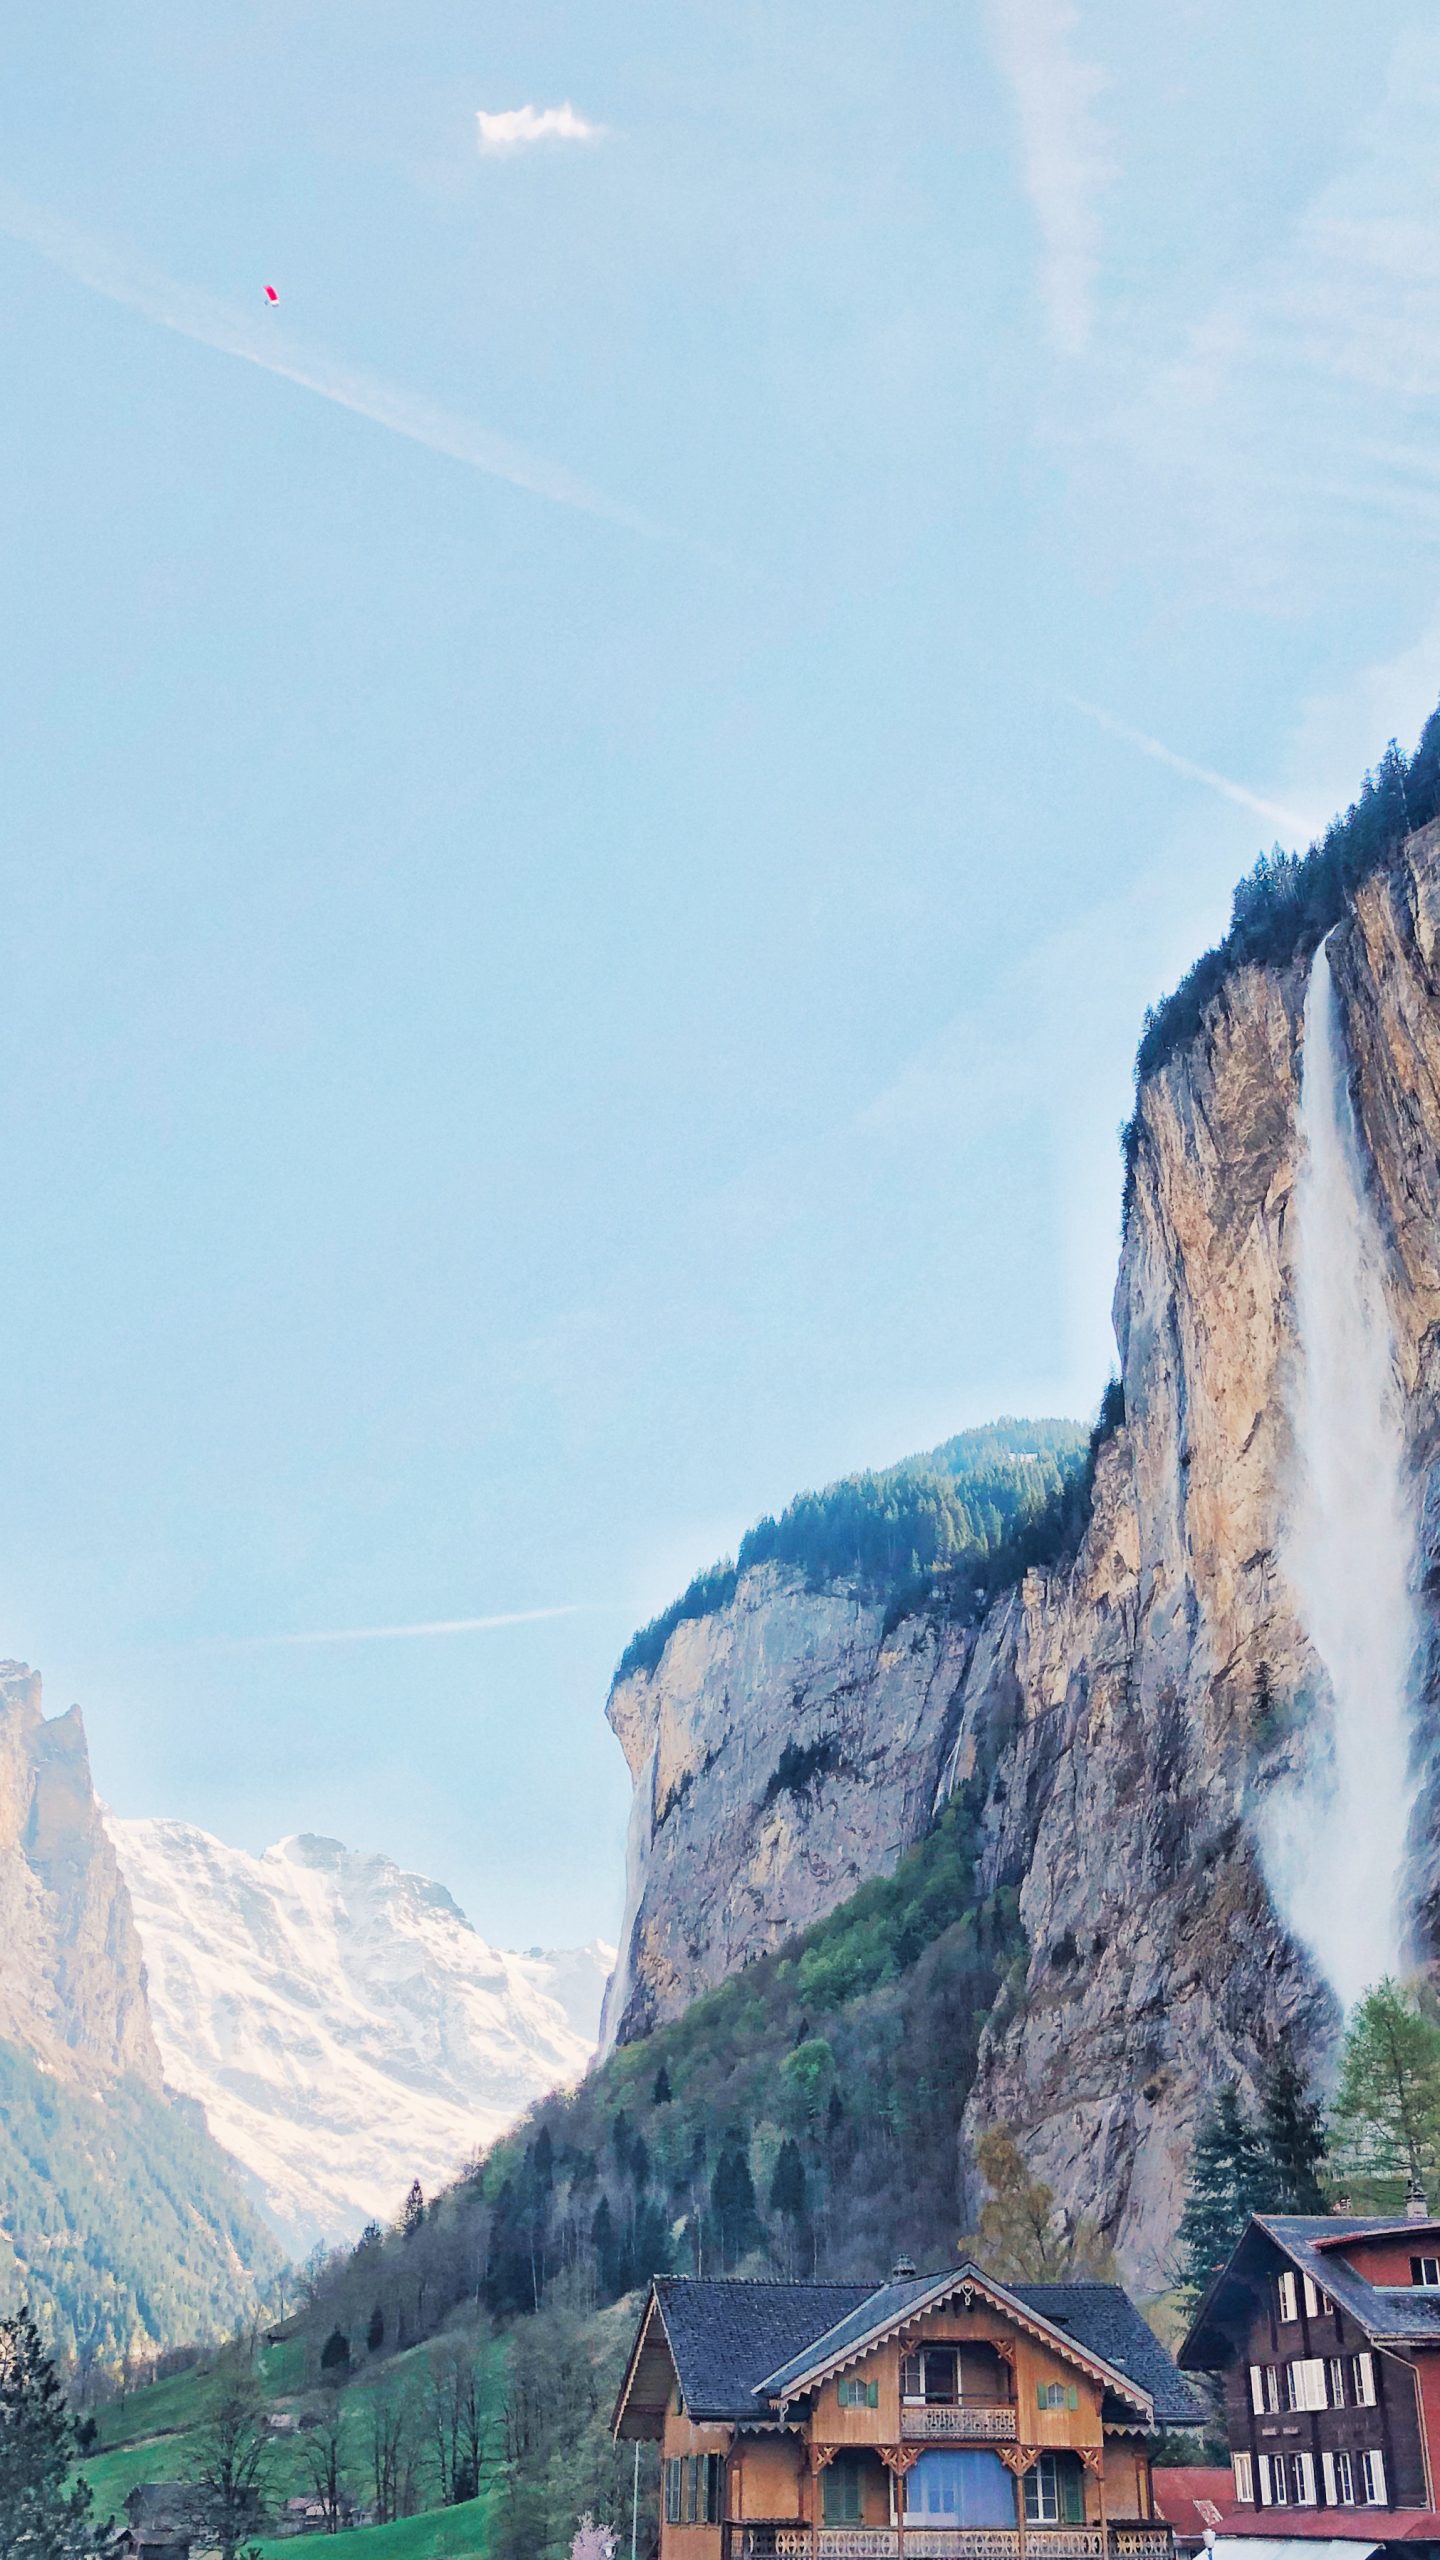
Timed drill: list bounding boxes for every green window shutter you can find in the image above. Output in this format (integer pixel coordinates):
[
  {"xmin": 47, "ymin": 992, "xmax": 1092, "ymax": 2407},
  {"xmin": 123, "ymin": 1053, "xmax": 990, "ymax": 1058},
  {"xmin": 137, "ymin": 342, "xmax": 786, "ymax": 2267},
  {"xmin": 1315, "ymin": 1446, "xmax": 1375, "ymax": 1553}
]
[
  {"xmin": 1067, "ymin": 2385, "xmax": 1078, "ymax": 2412},
  {"xmin": 1062, "ymin": 2464, "xmax": 1084, "ymax": 2525},
  {"xmin": 1037, "ymin": 2383, "xmax": 1047, "ymax": 2411},
  {"xmin": 666, "ymin": 2461, "xmax": 682, "ymax": 2526},
  {"xmin": 868, "ymin": 2380, "xmax": 879, "ymax": 2408}
]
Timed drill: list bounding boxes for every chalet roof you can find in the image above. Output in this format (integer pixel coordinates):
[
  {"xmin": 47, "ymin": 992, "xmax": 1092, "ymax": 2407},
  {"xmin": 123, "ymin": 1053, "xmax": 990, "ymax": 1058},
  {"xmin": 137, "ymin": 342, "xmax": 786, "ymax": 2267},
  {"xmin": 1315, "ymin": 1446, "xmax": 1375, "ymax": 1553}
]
[
  {"xmin": 652, "ymin": 2278, "xmax": 874, "ymax": 2422},
  {"xmin": 1011, "ymin": 2284, "xmax": 1205, "ymax": 2424},
  {"xmin": 619, "ymin": 2268, "xmax": 1201, "ymax": 2434},
  {"xmin": 1149, "ymin": 2466, "xmax": 1234, "ymax": 2537},
  {"xmin": 1181, "ymin": 2217, "xmax": 1440, "ymax": 2371}
]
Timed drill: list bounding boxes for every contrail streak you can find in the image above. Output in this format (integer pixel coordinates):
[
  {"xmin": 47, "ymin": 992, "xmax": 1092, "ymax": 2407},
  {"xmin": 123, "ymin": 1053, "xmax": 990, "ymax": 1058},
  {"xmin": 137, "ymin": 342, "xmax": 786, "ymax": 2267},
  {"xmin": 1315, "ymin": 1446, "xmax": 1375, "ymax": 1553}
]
[
  {"xmin": 0, "ymin": 184, "xmax": 664, "ymax": 538},
  {"xmin": 1064, "ymin": 693, "xmax": 1319, "ymax": 837},
  {"xmin": 228, "ymin": 1607, "xmax": 582, "ymax": 1648}
]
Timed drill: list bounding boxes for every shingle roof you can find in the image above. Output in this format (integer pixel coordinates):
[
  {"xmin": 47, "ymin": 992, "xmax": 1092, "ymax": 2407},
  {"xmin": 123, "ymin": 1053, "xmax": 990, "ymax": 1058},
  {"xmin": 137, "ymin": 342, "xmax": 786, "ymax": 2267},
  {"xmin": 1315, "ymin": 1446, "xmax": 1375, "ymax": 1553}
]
[
  {"xmin": 1013, "ymin": 2283, "xmax": 1206, "ymax": 2424},
  {"xmin": 653, "ymin": 2277, "xmax": 874, "ymax": 2420},
  {"xmin": 1257, "ymin": 2218, "xmax": 1440, "ymax": 2344},
  {"xmin": 648, "ymin": 2267, "xmax": 1200, "ymax": 2429}
]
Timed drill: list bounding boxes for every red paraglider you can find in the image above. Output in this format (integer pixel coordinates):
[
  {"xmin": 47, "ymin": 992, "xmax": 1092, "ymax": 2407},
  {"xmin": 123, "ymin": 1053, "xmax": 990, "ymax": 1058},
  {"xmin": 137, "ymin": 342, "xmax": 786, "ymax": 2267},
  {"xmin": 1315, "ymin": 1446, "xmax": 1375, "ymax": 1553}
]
[{"xmin": 264, "ymin": 285, "xmax": 279, "ymax": 304}]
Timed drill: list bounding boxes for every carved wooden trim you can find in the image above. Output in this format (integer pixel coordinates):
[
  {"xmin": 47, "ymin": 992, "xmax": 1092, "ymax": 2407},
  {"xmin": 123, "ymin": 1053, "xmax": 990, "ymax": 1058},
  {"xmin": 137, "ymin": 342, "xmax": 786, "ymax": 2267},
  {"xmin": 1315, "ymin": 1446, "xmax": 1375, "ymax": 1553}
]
[
  {"xmin": 878, "ymin": 2447, "xmax": 921, "ymax": 2477},
  {"xmin": 999, "ymin": 2448, "xmax": 1041, "ymax": 2477},
  {"xmin": 810, "ymin": 2446, "xmax": 840, "ymax": 2473},
  {"xmin": 1077, "ymin": 2450, "xmax": 1106, "ymax": 2478}
]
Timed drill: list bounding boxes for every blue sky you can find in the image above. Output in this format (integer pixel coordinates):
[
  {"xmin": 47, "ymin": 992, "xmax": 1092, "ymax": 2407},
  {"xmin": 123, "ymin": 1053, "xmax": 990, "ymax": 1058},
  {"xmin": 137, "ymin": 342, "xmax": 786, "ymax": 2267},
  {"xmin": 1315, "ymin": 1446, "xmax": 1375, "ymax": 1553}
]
[{"xmin": 5, "ymin": 1, "xmax": 1440, "ymax": 1948}]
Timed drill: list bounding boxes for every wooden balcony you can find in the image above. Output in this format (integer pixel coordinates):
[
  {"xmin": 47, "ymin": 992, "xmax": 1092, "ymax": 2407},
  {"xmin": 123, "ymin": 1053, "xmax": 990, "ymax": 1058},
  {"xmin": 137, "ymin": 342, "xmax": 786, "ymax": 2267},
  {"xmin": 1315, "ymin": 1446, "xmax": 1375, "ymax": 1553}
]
[
  {"xmin": 900, "ymin": 2406, "xmax": 1018, "ymax": 2443},
  {"xmin": 723, "ymin": 2530, "xmax": 1174, "ymax": 2560}
]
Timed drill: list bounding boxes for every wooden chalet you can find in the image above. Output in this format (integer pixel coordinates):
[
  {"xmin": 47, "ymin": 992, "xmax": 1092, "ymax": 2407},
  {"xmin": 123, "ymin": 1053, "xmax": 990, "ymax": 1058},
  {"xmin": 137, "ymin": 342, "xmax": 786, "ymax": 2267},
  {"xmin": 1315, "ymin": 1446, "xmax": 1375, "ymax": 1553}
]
[
  {"xmin": 1180, "ymin": 2211, "xmax": 1440, "ymax": 2547},
  {"xmin": 614, "ymin": 2258, "xmax": 1203, "ymax": 2560}
]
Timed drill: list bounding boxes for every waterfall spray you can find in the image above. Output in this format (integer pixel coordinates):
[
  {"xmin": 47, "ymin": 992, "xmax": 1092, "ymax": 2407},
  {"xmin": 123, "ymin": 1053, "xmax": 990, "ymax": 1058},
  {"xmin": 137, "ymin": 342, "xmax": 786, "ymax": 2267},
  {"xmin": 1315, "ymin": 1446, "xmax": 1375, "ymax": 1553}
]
[{"xmin": 1266, "ymin": 936, "xmax": 1420, "ymax": 2010}]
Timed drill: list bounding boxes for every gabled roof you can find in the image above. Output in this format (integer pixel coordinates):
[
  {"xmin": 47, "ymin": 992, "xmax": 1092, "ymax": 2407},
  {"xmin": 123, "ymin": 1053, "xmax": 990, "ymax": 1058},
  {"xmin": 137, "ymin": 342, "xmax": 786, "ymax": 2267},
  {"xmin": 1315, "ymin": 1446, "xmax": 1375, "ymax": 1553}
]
[
  {"xmin": 1181, "ymin": 2216, "xmax": 1440, "ymax": 2372},
  {"xmin": 614, "ymin": 2266, "xmax": 1201, "ymax": 2436},
  {"xmin": 1012, "ymin": 2283, "xmax": 1205, "ymax": 2425},
  {"xmin": 757, "ymin": 2262, "xmax": 1162, "ymax": 2421}
]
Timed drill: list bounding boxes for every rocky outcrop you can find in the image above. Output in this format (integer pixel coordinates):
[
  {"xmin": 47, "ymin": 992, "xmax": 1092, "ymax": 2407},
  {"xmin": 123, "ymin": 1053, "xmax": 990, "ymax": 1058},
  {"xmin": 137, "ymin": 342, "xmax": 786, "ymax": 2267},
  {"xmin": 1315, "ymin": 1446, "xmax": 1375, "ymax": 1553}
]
[
  {"xmin": 602, "ymin": 818, "xmax": 1440, "ymax": 2288},
  {"xmin": 0, "ymin": 1662, "xmax": 161, "ymax": 2084},
  {"xmin": 602, "ymin": 1573, "xmax": 975, "ymax": 2043}
]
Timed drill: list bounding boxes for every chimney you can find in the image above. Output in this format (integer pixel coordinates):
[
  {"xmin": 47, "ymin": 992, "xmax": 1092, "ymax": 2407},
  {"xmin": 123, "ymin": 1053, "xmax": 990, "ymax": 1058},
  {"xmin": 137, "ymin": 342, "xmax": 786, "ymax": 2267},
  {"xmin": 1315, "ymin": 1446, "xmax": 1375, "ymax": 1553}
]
[
  {"xmin": 891, "ymin": 2255, "xmax": 918, "ymax": 2281},
  {"xmin": 1407, "ymin": 2180, "xmax": 1430, "ymax": 2222}
]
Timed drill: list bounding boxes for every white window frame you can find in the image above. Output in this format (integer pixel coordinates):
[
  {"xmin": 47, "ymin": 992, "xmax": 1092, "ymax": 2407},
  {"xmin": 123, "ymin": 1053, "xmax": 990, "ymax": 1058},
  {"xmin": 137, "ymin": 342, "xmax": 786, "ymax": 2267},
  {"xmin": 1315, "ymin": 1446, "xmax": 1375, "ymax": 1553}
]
[
  {"xmin": 1320, "ymin": 2452, "xmax": 1337, "ymax": 2506},
  {"xmin": 1270, "ymin": 2457, "xmax": 1290, "ymax": 2506},
  {"xmin": 1027, "ymin": 2456, "xmax": 1061, "ymax": 2525},
  {"xmin": 1302, "ymin": 2272, "xmax": 1322, "ymax": 2318},
  {"xmin": 1333, "ymin": 2451, "xmax": 1355, "ymax": 2506},
  {"xmin": 1232, "ymin": 2454, "xmax": 1254, "ymax": 2506},
  {"xmin": 1265, "ymin": 2366, "xmax": 1280, "ymax": 2413},
  {"xmin": 1293, "ymin": 2453, "xmax": 1316, "ymax": 2506},
  {"xmin": 1361, "ymin": 2450, "xmax": 1388, "ymax": 2507},
  {"xmin": 1282, "ymin": 2364, "xmax": 1300, "ymax": 2411},
  {"xmin": 1353, "ymin": 2352, "xmax": 1377, "ymax": 2407},
  {"xmin": 1256, "ymin": 2457, "xmax": 1273, "ymax": 2509},
  {"xmin": 1278, "ymin": 2270, "xmax": 1299, "ymax": 2322},
  {"xmin": 1328, "ymin": 2357, "xmax": 1347, "ymax": 2408},
  {"xmin": 1292, "ymin": 2358, "xmax": 1328, "ymax": 2410},
  {"xmin": 1249, "ymin": 2365, "xmax": 1266, "ymax": 2415}
]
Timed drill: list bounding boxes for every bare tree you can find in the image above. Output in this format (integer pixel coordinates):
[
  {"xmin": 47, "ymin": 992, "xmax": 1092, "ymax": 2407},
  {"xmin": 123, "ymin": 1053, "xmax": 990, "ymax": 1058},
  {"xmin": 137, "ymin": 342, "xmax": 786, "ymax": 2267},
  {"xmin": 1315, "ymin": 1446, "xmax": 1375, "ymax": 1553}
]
[
  {"xmin": 302, "ymin": 2399, "xmax": 350, "ymax": 2534},
  {"xmin": 424, "ymin": 2338, "xmax": 492, "ymax": 2505},
  {"xmin": 186, "ymin": 2353, "xmax": 272, "ymax": 2560},
  {"xmin": 366, "ymin": 2383, "xmax": 413, "ymax": 2529}
]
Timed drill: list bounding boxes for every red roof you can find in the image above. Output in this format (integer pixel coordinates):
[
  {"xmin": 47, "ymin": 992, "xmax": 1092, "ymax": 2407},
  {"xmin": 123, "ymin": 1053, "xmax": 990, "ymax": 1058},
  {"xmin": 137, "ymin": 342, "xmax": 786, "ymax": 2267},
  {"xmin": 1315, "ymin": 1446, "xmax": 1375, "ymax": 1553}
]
[
  {"xmin": 1214, "ymin": 2511, "xmax": 1440, "ymax": 2541},
  {"xmin": 1153, "ymin": 2471, "xmax": 1235, "ymax": 2536}
]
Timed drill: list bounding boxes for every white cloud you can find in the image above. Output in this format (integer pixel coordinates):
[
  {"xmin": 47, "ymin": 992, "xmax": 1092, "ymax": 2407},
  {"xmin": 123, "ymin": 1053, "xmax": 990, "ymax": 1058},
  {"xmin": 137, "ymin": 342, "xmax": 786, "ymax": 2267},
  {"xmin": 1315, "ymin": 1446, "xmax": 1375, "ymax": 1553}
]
[
  {"xmin": 223, "ymin": 1607, "xmax": 582, "ymax": 1647},
  {"xmin": 0, "ymin": 184, "xmax": 658, "ymax": 537},
  {"xmin": 982, "ymin": 0, "xmax": 1113, "ymax": 356},
  {"xmin": 476, "ymin": 103, "xmax": 601, "ymax": 156},
  {"xmin": 1062, "ymin": 695, "xmax": 1322, "ymax": 838}
]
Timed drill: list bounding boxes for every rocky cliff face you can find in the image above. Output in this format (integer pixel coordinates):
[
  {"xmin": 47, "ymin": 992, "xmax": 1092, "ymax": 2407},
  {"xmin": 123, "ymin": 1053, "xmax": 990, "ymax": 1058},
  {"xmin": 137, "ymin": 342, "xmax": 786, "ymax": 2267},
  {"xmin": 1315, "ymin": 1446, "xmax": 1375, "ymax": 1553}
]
[
  {"xmin": 0, "ymin": 1661, "xmax": 161, "ymax": 2084},
  {"xmin": 603, "ymin": 818, "xmax": 1440, "ymax": 2288}
]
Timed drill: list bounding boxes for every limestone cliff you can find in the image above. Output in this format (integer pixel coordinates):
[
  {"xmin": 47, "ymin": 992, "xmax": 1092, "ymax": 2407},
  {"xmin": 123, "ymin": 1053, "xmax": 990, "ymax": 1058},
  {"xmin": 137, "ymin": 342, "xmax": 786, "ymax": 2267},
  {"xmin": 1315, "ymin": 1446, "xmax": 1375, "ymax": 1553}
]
[
  {"xmin": 0, "ymin": 1661, "xmax": 161, "ymax": 2084},
  {"xmin": 602, "ymin": 814, "xmax": 1440, "ymax": 2289}
]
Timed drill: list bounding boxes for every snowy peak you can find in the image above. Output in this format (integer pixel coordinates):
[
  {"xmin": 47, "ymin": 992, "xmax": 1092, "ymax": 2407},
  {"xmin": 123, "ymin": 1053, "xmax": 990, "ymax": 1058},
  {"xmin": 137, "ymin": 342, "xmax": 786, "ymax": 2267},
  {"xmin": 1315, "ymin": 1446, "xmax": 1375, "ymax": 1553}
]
[{"xmin": 107, "ymin": 1814, "xmax": 614, "ymax": 2253}]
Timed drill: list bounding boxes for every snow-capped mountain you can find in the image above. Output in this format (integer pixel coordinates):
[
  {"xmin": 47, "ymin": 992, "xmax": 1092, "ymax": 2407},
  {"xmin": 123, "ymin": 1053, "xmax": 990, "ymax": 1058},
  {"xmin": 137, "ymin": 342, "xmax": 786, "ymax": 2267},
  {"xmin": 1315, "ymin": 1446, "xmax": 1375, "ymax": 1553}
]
[{"xmin": 107, "ymin": 1816, "xmax": 614, "ymax": 2254}]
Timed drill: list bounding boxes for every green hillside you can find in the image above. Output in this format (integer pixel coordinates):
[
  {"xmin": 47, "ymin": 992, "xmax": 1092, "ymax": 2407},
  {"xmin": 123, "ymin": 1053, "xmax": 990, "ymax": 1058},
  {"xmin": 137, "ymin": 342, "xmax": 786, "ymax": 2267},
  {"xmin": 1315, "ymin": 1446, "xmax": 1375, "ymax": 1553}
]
[{"xmin": 0, "ymin": 2041, "xmax": 277, "ymax": 2364}]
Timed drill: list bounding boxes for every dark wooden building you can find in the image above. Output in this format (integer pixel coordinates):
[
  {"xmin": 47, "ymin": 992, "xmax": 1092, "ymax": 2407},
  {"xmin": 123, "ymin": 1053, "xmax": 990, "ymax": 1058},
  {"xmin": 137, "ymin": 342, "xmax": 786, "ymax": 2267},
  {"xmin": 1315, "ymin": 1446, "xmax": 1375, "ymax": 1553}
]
[{"xmin": 1180, "ymin": 2214, "xmax": 1440, "ymax": 2543}]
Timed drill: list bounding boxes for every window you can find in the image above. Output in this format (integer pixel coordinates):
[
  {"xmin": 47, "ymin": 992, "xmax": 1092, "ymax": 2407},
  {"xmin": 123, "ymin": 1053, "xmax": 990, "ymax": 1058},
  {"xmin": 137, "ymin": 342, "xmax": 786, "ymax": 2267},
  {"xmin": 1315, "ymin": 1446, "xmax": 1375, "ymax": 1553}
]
[
  {"xmin": 1302, "ymin": 2272, "xmax": 1323, "ymax": 2318},
  {"xmin": 1024, "ymin": 2457, "xmax": 1085, "ymax": 2527},
  {"xmin": 1328, "ymin": 2358, "xmax": 1347, "ymax": 2409},
  {"xmin": 1330, "ymin": 2451, "xmax": 1356, "ymax": 2506},
  {"xmin": 1412, "ymin": 2256, "xmax": 1440, "ymax": 2287},
  {"xmin": 665, "ymin": 2457, "xmax": 724, "ymax": 2527},
  {"xmin": 823, "ymin": 2459, "xmax": 864, "ymax": 2526},
  {"xmin": 901, "ymin": 2350, "xmax": 960, "ymax": 2406},
  {"xmin": 1232, "ymin": 2454, "xmax": 1254, "ymax": 2506},
  {"xmin": 1361, "ymin": 2451, "xmax": 1388, "ymax": 2508},
  {"xmin": 838, "ymin": 2378, "xmax": 879, "ymax": 2410},
  {"xmin": 1248, "ymin": 2366, "xmax": 1266, "ymax": 2415},
  {"xmin": 1278, "ymin": 2271, "xmax": 1299, "ymax": 2322},
  {"xmin": 1289, "ymin": 2358, "xmax": 1328, "ymax": 2410},
  {"xmin": 1291, "ymin": 2454, "xmax": 1316, "ymax": 2506},
  {"xmin": 906, "ymin": 2453, "xmax": 1015, "ymax": 2527},
  {"xmin": 1036, "ymin": 2381, "xmax": 1078, "ymax": 2412},
  {"xmin": 1264, "ymin": 2367, "xmax": 1280, "ymax": 2414},
  {"xmin": 1270, "ymin": 2458, "xmax": 1289, "ymax": 2507},
  {"xmin": 1353, "ymin": 2353, "xmax": 1377, "ymax": 2407},
  {"xmin": 1256, "ymin": 2457, "xmax": 1273, "ymax": 2509}
]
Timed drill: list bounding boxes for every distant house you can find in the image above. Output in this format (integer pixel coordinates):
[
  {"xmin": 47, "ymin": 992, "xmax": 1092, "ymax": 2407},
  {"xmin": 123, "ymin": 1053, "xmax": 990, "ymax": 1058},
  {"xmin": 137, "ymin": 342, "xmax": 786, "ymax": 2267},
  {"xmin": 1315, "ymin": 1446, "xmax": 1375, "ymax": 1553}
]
[
  {"xmin": 613, "ymin": 2257, "xmax": 1203, "ymax": 2559},
  {"xmin": 1180, "ymin": 2208, "xmax": 1440, "ymax": 2545},
  {"xmin": 123, "ymin": 2486, "xmax": 210, "ymax": 2560}
]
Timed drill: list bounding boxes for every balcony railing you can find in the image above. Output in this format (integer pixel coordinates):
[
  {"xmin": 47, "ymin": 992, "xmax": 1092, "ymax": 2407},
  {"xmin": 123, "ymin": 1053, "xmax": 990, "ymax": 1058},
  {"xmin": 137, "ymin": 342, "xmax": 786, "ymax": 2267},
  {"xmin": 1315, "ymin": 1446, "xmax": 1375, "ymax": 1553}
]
[
  {"xmin": 900, "ymin": 2407, "xmax": 1019, "ymax": 2443},
  {"xmin": 724, "ymin": 2531, "xmax": 1173, "ymax": 2560}
]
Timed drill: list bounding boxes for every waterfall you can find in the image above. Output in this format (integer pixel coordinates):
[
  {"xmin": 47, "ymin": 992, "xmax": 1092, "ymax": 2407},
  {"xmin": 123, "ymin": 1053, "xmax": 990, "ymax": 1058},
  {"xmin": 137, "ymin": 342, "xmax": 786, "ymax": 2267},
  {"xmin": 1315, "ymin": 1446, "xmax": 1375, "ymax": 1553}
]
[
  {"xmin": 596, "ymin": 1740, "xmax": 657, "ymax": 2057},
  {"xmin": 1265, "ymin": 936, "xmax": 1420, "ymax": 2010}
]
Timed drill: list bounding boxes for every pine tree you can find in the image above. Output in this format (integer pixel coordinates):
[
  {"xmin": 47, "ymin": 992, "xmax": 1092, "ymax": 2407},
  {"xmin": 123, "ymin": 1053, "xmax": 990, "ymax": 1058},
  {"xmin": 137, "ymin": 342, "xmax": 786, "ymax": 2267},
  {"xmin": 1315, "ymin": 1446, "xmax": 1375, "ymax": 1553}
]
[
  {"xmin": 401, "ymin": 2180, "xmax": 426, "ymax": 2240},
  {"xmin": 652, "ymin": 2065, "xmax": 672, "ymax": 2106},
  {"xmin": 0, "ymin": 2307, "xmax": 108, "ymax": 2560},
  {"xmin": 768, "ymin": 2139, "xmax": 807, "ymax": 2225},
  {"xmin": 711, "ymin": 2143, "xmax": 759, "ymax": 2270},
  {"xmin": 1332, "ymin": 1980, "xmax": 1440, "ymax": 2203},
  {"xmin": 320, "ymin": 2327, "xmax": 351, "ymax": 2377},
  {"xmin": 366, "ymin": 2304, "xmax": 385, "ymax": 2355},
  {"xmin": 1256, "ymin": 2046, "xmax": 1329, "ymax": 2211},
  {"xmin": 1177, "ymin": 2085, "xmax": 1265, "ymax": 2302}
]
